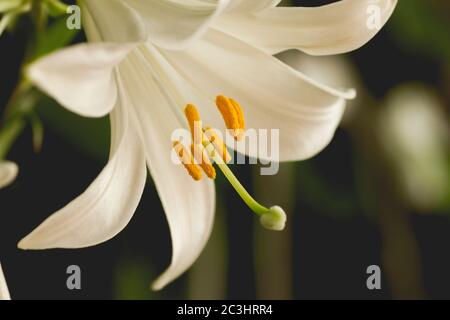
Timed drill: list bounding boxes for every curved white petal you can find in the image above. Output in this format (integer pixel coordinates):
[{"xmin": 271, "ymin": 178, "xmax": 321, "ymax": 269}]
[
  {"xmin": 128, "ymin": 0, "xmax": 230, "ymax": 50},
  {"xmin": 159, "ymin": 29, "xmax": 355, "ymax": 161},
  {"xmin": 119, "ymin": 52, "xmax": 215, "ymax": 290},
  {"xmin": 28, "ymin": 43, "xmax": 133, "ymax": 117},
  {"xmin": 84, "ymin": 0, "xmax": 229, "ymax": 50},
  {"xmin": 18, "ymin": 80, "xmax": 147, "ymax": 250},
  {"xmin": 225, "ymin": 0, "xmax": 282, "ymax": 12},
  {"xmin": 0, "ymin": 161, "xmax": 18, "ymax": 189},
  {"xmin": 216, "ymin": 0, "xmax": 398, "ymax": 55},
  {"xmin": 0, "ymin": 263, "xmax": 10, "ymax": 300}
]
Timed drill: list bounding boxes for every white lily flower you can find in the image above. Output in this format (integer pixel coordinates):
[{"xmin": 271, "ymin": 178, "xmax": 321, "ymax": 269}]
[
  {"xmin": 20, "ymin": 0, "xmax": 397, "ymax": 290},
  {"xmin": 0, "ymin": 162, "xmax": 18, "ymax": 300}
]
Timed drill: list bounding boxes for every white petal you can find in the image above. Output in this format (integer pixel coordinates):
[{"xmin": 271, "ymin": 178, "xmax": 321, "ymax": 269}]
[
  {"xmin": 28, "ymin": 43, "xmax": 133, "ymax": 117},
  {"xmin": 159, "ymin": 29, "xmax": 355, "ymax": 161},
  {"xmin": 225, "ymin": 0, "xmax": 282, "ymax": 12},
  {"xmin": 18, "ymin": 79, "xmax": 147, "ymax": 249},
  {"xmin": 84, "ymin": 0, "xmax": 229, "ymax": 50},
  {"xmin": 82, "ymin": 0, "xmax": 147, "ymax": 43},
  {"xmin": 0, "ymin": 161, "xmax": 18, "ymax": 189},
  {"xmin": 0, "ymin": 263, "xmax": 10, "ymax": 300},
  {"xmin": 216, "ymin": 0, "xmax": 398, "ymax": 55},
  {"xmin": 118, "ymin": 52, "xmax": 215, "ymax": 290}
]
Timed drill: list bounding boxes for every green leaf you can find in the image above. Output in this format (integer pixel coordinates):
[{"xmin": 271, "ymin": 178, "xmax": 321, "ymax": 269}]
[{"xmin": 295, "ymin": 161, "xmax": 358, "ymax": 219}]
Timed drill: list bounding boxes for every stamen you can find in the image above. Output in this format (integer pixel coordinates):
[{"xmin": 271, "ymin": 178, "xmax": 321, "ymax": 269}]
[
  {"xmin": 203, "ymin": 126, "xmax": 231, "ymax": 163},
  {"xmin": 191, "ymin": 143, "xmax": 216, "ymax": 179},
  {"xmin": 184, "ymin": 104, "xmax": 203, "ymax": 144},
  {"xmin": 216, "ymin": 95, "xmax": 245, "ymax": 141},
  {"xmin": 173, "ymin": 141, "xmax": 202, "ymax": 181}
]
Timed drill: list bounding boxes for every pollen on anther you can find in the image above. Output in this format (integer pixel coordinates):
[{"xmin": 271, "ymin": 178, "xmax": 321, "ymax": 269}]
[
  {"xmin": 215, "ymin": 95, "xmax": 245, "ymax": 141},
  {"xmin": 173, "ymin": 141, "xmax": 202, "ymax": 181},
  {"xmin": 229, "ymin": 98, "xmax": 245, "ymax": 133},
  {"xmin": 184, "ymin": 104, "xmax": 203, "ymax": 144}
]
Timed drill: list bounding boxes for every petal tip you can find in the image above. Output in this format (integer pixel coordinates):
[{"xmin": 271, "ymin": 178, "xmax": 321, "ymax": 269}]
[
  {"xmin": 17, "ymin": 231, "xmax": 47, "ymax": 250},
  {"xmin": 26, "ymin": 63, "xmax": 39, "ymax": 82},
  {"xmin": 17, "ymin": 233, "xmax": 39, "ymax": 250},
  {"xmin": 17, "ymin": 238, "xmax": 29, "ymax": 250},
  {"xmin": 346, "ymin": 88, "xmax": 357, "ymax": 100},
  {"xmin": 0, "ymin": 161, "xmax": 19, "ymax": 189},
  {"xmin": 151, "ymin": 276, "xmax": 169, "ymax": 291}
]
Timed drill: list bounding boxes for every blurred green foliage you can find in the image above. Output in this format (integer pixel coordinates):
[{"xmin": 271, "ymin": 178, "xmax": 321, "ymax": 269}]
[
  {"xmin": 390, "ymin": 0, "xmax": 450, "ymax": 60},
  {"xmin": 114, "ymin": 258, "xmax": 158, "ymax": 300},
  {"xmin": 33, "ymin": 15, "xmax": 78, "ymax": 60}
]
